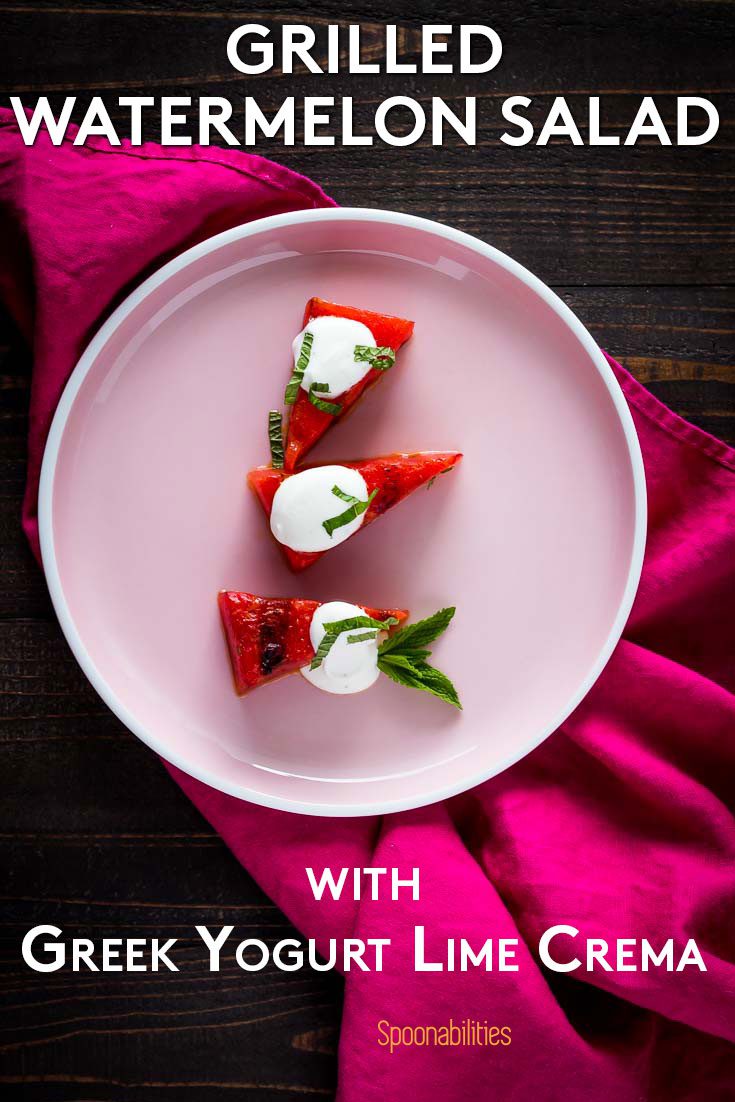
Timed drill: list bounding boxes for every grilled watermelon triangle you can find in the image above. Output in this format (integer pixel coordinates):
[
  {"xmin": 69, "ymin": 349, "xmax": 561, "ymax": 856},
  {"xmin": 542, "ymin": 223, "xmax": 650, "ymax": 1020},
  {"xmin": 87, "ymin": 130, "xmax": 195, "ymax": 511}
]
[
  {"xmin": 284, "ymin": 297, "xmax": 414, "ymax": 471},
  {"xmin": 248, "ymin": 451, "xmax": 462, "ymax": 572},
  {"xmin": 219, "ymin": 591, "xmax": 408, "ymax": 694}
]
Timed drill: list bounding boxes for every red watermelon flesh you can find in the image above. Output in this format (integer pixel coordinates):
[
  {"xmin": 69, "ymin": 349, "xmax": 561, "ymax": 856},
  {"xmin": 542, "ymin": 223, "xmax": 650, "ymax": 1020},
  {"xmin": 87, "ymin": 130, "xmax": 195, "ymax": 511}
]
[
  {"xmin": 284, "ymin": 297, "xmax": 414, "ymax": 471},
  {"xmin": 248, "ymin": 451, "xmax": 462, "ymax": 572},
  {"xmin": 219, "ymin": 591, "xmax": 409, "ymax": 694}
]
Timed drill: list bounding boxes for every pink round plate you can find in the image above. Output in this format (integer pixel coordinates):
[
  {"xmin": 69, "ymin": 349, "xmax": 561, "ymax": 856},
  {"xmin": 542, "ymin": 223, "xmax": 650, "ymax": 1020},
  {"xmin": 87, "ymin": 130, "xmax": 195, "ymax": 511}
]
[{"xmin": 39, "ymin": 209, "xmax": 646, "ymax": 816}]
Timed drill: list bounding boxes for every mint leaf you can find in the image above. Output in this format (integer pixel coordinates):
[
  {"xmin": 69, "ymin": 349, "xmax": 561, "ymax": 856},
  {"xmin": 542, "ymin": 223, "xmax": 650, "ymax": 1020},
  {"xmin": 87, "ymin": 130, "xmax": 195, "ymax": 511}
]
[
  {"xmin": 378, "ymin": 655, "xmax": 462, "ymax": 709},
  {"xmin": 378, "ymin": 607, "xmax": 456, "ymax": 656},
  {"xmin": 347, "ymin": 630, "xmax": 379, "ymax": 644},
  {"xmin": 308, "ymin": 382, "xmax": 342, "ymax": 416},
  {"xmin": 377, "ymin": 653, "xmax": 426, "ymax": 674},
  {"xmin": 285, "ymin": 331, "xmax": 313, "ymax": 404},
  {"xmin": 310, "ymin": 614, "xmax": 398, "ymax": 669},
  {"xmin": 412, "ymin": 663, "xmax": 462, "ymax": 709},
  {"xmin": 376, "ymin": 607, "xmax": 460, "ymax": 708},
  {"xmin": 309, "ymin": 629, "xmax": 341, "ymax": 670},
  {"xmin": 322, "ymin": 487, "xmax": 377, "ymax": 539},
  {"xmin": 379, "ymin": 647, "xmax": 431, "ymax": 664},
  {"xmin": 378, "ymin": 660, "xmax": 419, "ymax": 690},
  {"xmin": 268, "ymin": 410, "xmax": 284, "ymax": 469},
  {"xmin": 354, "ymin": 345, "xmax": 396, "ymax": 372},
  {"xmin": 331, "ymin": 485, "xmax": 359, "ymax": 505}
]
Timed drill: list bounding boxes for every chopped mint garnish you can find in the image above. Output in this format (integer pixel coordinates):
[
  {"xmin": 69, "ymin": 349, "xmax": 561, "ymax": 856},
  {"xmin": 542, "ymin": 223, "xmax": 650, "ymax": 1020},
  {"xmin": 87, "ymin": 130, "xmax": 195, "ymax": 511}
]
[
  {"xmin": 308, "ymin": 382, "xmax": 342, "ymax": 416},
  {"xmin": 347, "ymin": 630, "xmax": 379, "ymax": 644},
  {"xmin": 354, "ymin": 345, "xmax": 396, "ymax": 372},
  {"xmin": 268, "ymin": 410, "xmax": 284, "ymax": 469},
  {"xmin": 285, "ymin": 330, "xmax": 313, "ymax": 404},
  {"xmin": 322, "ymin": 486, "xmax": 377, "ymax": 539},
  {"xmin": 377, "ymin": 607, "xmax": 461, "ymax": 708},
  {"xmin": 310, "ymin": 614, "xmax": 399, "ymax": 670},
  {"xmin": 331, "ymin": 485, "xmax": 363, "ymax": 504}
]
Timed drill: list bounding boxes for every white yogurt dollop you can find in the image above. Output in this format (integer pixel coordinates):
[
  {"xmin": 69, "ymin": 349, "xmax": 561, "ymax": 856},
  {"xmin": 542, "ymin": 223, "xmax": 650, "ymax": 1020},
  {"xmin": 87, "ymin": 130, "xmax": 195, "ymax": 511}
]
[
  {"xmin": 300, "ymin": 601, "xmax": 381, "ymax": 695},
  {"xmin": 293, "ymin": 315, "xmax": 376, "ymax": 399},
  {"xmin": 270, "ymin": 465, "xmax": 370, "ymax": 553}
]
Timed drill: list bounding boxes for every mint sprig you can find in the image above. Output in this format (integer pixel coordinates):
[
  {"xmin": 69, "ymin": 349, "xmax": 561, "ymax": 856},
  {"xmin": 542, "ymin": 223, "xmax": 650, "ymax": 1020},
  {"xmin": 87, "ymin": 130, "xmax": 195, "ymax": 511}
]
[
  {"xmin": 285, "ymin": 331, "xmax": 313, "ymax": 404},
  {"xmin": 322, "ymin": 485, "xmax": 377, "ymax": 539},
  {"xmin": 377, "ymin": 607, "xmax": 461, "ymax": 709},
  {"xmin": 310, "ymin": 614, "xmax": 399, "ymax": 670},
  {"xmin": 307, "ymin": 607, "xmax": 461, "ymax": 708}
]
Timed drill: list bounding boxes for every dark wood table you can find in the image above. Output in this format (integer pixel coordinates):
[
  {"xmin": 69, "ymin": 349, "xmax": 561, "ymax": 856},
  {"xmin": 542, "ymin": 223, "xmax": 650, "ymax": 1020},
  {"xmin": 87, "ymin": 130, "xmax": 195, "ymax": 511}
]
[{"xmin": 1, "ymin": 3, "xmax": 733, "ymax": 1099}]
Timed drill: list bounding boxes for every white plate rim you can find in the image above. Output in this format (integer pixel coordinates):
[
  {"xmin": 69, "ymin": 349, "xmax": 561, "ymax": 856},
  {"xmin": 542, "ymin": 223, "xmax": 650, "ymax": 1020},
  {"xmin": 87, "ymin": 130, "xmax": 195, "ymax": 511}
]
[{"xmin": 38, "ymin": 207, "xmax": 647, "ymax": 817}]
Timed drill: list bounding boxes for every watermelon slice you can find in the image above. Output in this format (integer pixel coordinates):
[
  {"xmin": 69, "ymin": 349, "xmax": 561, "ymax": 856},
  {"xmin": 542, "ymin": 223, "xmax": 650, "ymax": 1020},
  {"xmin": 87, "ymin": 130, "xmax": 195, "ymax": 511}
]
[
  {"xmin": 283, "ymin": 297, "xmax": 414, "ymax": 471},
  {"xmin": 219, "ymin": 591, "xmax": 408, "ymax": 694},
  {"xmin": 248, "ymin": 451, "xmax": 462, "ymax": 572}
]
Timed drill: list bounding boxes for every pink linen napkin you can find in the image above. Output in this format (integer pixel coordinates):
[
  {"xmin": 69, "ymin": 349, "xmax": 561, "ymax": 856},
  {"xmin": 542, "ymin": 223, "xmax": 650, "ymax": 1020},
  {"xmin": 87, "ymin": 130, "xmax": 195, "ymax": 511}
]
[
  {"xmin": 0, "ymin": 109, "xmax": 336, "ymax": 558},
  {"xmin": 1, "ymin": 108, "xmax": 734, "ymax": 1100}
]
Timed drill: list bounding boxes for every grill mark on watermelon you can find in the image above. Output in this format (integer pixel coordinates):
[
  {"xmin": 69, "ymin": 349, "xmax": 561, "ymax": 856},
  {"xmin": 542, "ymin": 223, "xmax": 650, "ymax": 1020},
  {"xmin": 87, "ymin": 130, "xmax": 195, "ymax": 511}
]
[
  {"xmin": 371, "ymin": 464, "xmax": 402, "ymax": 515},
  {"xmin": 258, "ymin": 600, "xmax": 290, "ymax": 675}
]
